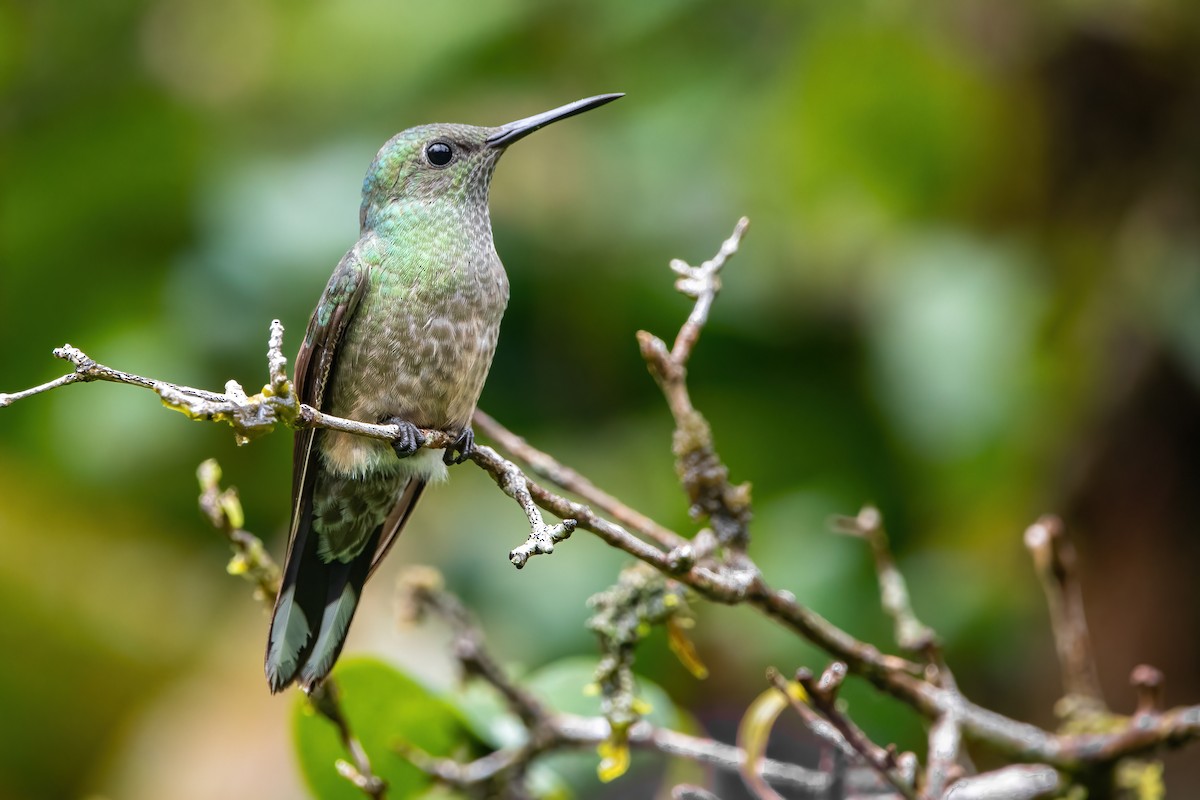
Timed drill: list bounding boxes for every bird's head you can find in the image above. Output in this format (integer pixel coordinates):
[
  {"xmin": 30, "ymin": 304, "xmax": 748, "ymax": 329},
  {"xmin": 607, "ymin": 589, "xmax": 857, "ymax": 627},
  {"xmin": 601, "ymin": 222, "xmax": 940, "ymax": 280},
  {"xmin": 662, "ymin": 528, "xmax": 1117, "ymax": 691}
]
[{"xmin": 359, "ymin": 94, "xmax": 622, "ymax": 230}]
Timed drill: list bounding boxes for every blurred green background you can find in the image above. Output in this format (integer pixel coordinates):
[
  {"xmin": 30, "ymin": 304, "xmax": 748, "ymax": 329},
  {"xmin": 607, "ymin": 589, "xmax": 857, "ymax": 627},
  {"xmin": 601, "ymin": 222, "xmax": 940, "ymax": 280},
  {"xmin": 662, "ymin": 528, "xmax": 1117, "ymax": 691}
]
[{"xmin": 3, "ymin": 0, "xmax": 1200, "ymax": 797}]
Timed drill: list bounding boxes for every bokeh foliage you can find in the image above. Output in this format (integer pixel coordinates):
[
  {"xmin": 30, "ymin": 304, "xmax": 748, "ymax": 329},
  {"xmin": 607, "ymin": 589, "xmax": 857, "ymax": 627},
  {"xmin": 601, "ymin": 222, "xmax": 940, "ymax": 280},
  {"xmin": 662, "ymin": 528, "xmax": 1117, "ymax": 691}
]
[{"xmin": 3, "ymin": 1, "xmax": 1200, "ymax": 797}]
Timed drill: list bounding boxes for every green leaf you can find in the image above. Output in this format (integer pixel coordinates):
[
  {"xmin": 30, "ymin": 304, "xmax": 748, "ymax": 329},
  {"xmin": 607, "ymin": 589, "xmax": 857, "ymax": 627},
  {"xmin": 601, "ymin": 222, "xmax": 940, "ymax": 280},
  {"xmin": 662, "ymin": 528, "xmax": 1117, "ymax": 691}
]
[{"xmin": 292, "ymin": 657, "xmax": 470, "ymax": 800}]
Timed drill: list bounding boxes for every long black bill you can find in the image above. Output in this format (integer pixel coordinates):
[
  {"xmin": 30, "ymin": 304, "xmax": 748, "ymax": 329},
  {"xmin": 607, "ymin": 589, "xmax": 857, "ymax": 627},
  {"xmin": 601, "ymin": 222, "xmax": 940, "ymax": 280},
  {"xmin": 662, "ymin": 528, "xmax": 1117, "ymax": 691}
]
[{"xmin": 486, "ymin": 93, "xmax": 623, "ymax": 148}]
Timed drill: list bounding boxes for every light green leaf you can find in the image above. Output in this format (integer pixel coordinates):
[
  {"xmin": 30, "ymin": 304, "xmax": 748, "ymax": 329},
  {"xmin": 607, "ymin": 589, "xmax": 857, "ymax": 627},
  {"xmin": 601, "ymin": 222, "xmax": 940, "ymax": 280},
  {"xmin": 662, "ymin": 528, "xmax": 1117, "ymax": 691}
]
[{"xmin": 292, "ymin": 657, "xmax": 471, "ymax": 800}]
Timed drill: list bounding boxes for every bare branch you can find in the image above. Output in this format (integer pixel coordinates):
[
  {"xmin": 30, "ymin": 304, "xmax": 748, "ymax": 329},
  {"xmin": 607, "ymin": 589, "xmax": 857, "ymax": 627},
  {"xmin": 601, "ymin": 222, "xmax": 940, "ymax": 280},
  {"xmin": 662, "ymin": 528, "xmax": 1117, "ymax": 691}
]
[
  {"xmin": 672, "ymin": 785, "xmax": 721, "ymax": 800},
  {"xmin": 1131, "ymin": 664, "xmax": 1164, "ymax": 717},
  {"xmin": 462, "ymin": 444, "xmax": 577, "ymax": 568},
  {"xmin": 310, "ymin": 681, "xmax": 388, "ymax": 799},
  {"xmin": 335, "ymin": 760, "xmax": 387, "ymax": 799},
  {"xmin": 398, "ymin": 567, "xmax": 552, "ymax": 730},
  {"xmin": 472, "ymin": 409, "xmax": 687, "ymax": 551},
  {"xmin": 925, "ymin": 708, "xmax": 964, "ymax": 799},
  {"xmin": 765, "ymin": 668, "xmax": 858, "ymax": 760},
  {"xmin": 796, "ymin": 664, "xmax": 919, "ymax": 800},
  {"xmin": 942, "ymin": 765, "xmax": 1063, "ymax": 800},
  {"xmin": 1024, "ymin": 515, "xmax": 1104, "ymax": 704},
  {"xmin": 638, "ymin": 218, "xmax": 753, "ymax": 549},
  {"xmin": 833, "ymin": 506, "xmax": 937, "ymax": 656},
  {"xmin": 669, "ymin": 215, "xmax": 749, "ymax": 365}
]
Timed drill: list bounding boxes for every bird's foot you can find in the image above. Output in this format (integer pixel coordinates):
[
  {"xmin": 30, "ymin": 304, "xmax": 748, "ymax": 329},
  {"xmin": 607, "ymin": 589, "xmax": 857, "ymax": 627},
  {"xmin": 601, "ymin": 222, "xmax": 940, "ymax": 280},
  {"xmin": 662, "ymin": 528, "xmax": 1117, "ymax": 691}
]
[
  {"xmin": 443, "ymin": 427, "xmax": 475, "ymax": 465},
  {"xmin": 381, "ymin": 417, "xmax": 426, "ymax": 459}
]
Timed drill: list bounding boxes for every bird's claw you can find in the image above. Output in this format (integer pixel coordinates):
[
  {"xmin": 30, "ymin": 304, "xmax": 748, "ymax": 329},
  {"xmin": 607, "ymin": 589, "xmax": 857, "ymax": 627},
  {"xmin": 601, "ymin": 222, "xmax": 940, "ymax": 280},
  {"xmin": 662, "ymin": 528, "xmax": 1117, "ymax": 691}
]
[
  {"xmin": 443, "ymin": 427, "xmax": 475, "ymax": 465},
  {"xmin": 381, "ymin": 417, "xmax": 426, "ymax": 459}
]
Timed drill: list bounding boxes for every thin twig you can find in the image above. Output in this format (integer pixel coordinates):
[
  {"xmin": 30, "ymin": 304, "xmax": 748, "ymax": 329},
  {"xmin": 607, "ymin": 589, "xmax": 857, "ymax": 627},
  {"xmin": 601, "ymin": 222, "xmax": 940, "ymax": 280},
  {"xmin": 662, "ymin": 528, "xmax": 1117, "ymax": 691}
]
[
  {"xmin": 765, "ymin": 668, "xmax": 858, "ymax": 760},
  {"xmin": 925, "ymin": 708, "xmax": 964, "ymax": 798},
  {"xmin": 1131, "ymin": 665, "xmax": 1164, "ymax": 717},
  {"xmin": 266, "ymin": 318, "xmax": 290, "ymax": 397},
  {"xmin": 833, "ymin": 506, "xmax": 936, "ymax": 655},
  {"xmin": 310, "ymin": 681, "xmax": 388, "ymax": 799},
  {"xmin": 3, "ymin": 343, "xmax": 228, "ymax": 405},
  {"xmin": 472, "ymin": 409, "xmax": 686, "ymax": 551},
  {"xmin": 0, "ymin": 368, "xmax": 90, "ymax": 407},
  {"xmin": 1024, "ymin": 516, "xmax": 1104, "ymax": 703},
  {"xmin": 669, "ymin": 216, "xmax": 750, "ymax": 365},
  {"xmin": 471, "ymin": 444, "xmax": 578, "ymax": 568},
  {"xmin": 763, "ymin": 670, "xmax": 895, "ymax": 799},
  {"xmin": 942, "ymin": 765, "xmax": 1063, "ymax": 800},
  {"xmin": 397, "ymin": 567, "xmax": 552, "ymax": 730},
  {"xmin": 832, "ymin": 505, "xmax": 970, "ymax": 796},
  {"xmin": 796, "ymin": 664, "xmax": 919, "ymax": 800}
]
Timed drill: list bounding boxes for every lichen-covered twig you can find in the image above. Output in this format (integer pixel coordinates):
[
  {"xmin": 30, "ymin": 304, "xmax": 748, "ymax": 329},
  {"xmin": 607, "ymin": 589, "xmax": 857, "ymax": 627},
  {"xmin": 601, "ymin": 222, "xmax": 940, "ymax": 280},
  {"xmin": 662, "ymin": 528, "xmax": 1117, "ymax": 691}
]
[{"xmin": 584, "ymin": 563, "xmax": 707, "ymax": 779}]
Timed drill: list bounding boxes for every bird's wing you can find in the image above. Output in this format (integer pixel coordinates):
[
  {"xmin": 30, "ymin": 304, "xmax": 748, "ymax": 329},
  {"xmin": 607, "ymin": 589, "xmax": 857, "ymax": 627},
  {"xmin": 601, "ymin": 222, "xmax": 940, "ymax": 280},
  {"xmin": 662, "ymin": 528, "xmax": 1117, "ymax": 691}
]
[
  {"xmin": 265, "ymin": 249, "xmax": 368, "ymax": 692},
  {"xmin": 290, "ymin": 250, "xmax": 369, "ymax": 507},
  {"xmin": 294, "ymin": 248, "xmax": 422, "ymax": 580},
  {"xmin": 368, "ymin": 477, "xmax": 426, "ymax": 578}
]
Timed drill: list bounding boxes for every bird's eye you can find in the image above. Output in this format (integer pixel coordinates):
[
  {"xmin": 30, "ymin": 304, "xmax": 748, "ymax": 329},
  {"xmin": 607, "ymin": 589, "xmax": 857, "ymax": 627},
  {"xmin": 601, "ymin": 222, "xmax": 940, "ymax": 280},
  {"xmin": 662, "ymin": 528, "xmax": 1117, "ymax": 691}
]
[{"xmin": 425, "ymin": 142, "xmax": 453, "ymax": 167}]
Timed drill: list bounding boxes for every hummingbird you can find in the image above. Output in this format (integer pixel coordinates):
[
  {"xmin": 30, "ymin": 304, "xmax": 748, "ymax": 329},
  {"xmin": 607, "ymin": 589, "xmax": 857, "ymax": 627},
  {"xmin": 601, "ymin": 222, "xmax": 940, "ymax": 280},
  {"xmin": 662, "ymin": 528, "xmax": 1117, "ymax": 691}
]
[{"xmin": 264, "ymin": 94, "xmax": 622, "ymax": 692}]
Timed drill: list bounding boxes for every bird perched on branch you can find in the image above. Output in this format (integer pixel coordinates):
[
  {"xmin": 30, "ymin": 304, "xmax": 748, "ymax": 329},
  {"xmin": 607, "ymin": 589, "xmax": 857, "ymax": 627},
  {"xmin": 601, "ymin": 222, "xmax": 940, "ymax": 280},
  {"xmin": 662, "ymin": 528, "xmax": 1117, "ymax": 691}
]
[{"xmin": 266, "ymin": 94, "xmax": 623, "ymax": 692}]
